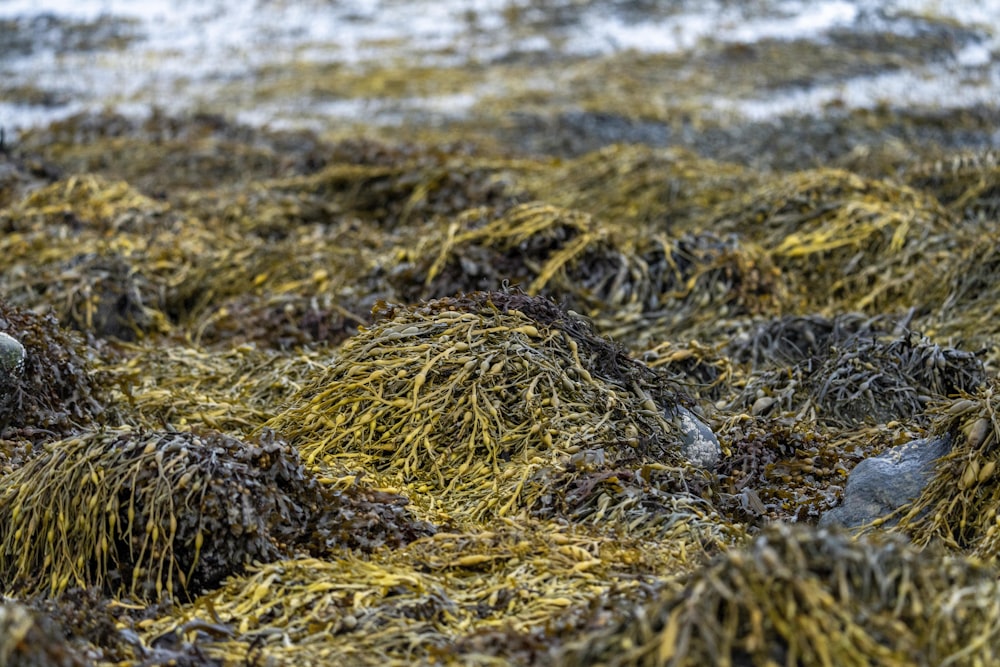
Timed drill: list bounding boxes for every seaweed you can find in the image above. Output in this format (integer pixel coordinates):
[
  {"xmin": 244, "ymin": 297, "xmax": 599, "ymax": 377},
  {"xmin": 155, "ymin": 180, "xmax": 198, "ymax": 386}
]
[
  {"xmin": 0, "ymin": 427, "xmax": 424, "ymax": 601},
  {"xmin": 410, "ymin": 202, "xmax": 786, "ymax": 347},
  {"xmin": 265, "ymin": 291, "xmax": 707, "ymax": 523},
  {"xmin": 560, "ymin": 523, "xmax": 1000, "ymax": 666},
  {"xmin": 711, "ymin": 169, "xmax": 957, "ymax": 313},
  {"xmin": 0, "ymin": 299, "xmax": 114, "ymax": 439},
  {"xmin": 733, "ymin": 330, "xmax": 985, "ymax": 426},
  {"xmin": 891, "ymin": 380, "xmax": 1000, "ymax": 558}
]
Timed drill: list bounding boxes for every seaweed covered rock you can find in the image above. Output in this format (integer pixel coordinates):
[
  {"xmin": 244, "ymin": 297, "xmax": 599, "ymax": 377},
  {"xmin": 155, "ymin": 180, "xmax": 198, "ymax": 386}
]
[
  {"xmin": 733, "ymin": 330, "xmax": 985, "ymax": 426},
  {"xmin": 0, "ymin": 427, "xmax": 431, "ymax": 601},
  {"xmin": 0, "ymin": 299, "xmax": 112, "ymax": 437},
  {"xmin": 891, "ymin": 381, "xmax": 1000, "ymax": 558},
  {"xmin": 711, "ymin": 168, "xmax": 957, "ymax": 313},
  {"xmin": 560, "ymin": 523, "xmax": 1000, "ymax": 666},
  {"xmin": 411, "ymin": 202, "xmax": 786, "ymax": 345},
  {"xmin": 267, "ymin": 291, "xmax": 719, "ymax": 524},
  {"xmin": 714, "ymin": 416, "xmax": 903, "ymax": 524},
  {"xmin": 0, "ymin": 600, "xmax": 87, "ymax": 667}
]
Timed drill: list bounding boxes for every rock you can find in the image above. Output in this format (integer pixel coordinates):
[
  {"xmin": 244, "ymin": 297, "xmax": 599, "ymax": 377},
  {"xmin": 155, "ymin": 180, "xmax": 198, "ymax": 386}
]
[
  {"xmin": 672, "ymin": 405, "xmax": 721, "ymax": 469},
  {"xmin": 0, "ymin": 331, "xmax": 25, "ymax": 377},
  {"xmin": 0, "ymin": 332, "xmax": 26, "ymax": 428},
  {"xmin": 819, "ymin": 433, "xmax": 952, "ymax": 529}
]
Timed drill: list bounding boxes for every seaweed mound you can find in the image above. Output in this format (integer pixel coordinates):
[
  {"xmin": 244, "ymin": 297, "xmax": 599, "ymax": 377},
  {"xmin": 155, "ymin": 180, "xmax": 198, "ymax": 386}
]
[
  {"xmin": 712, "ymin": 169, "xmax": 956, "ymax": 312},
  {"xmin": 0, "ymin": 600, "xmax": 87, "ymax": 667},
  {"xmin": 267, "ymin": 291, "xmax": 712, "ymax": 523},
  {"xmin": 0, "ymin": 427, "xmax": 431, "ymax": 601},
  {"xmin": 409, "ymin": 202, "xmax": 786, "ymax": 346},
  {"xmin": 734, "ymin": 330, "xmax": 985, "ymax": 426},
  {"xmin": 561, "ymin": 523, "xmax": 1000, "ymax": 666},
  {"xmin": 0, "ymin": 299, "xmax": 113, "ymax": 437}
]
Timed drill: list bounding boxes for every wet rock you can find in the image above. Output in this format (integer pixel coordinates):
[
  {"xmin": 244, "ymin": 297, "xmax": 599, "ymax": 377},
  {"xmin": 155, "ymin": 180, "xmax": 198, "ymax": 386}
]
[
  {"xmin": 672, "ymin": 405, "xmax": 720, "ymax": 470},
  {"xmin": 0, "ymin": 331, "xmax": 26, "ymax": 428},
  {"xmin": 819, "ymin": 433, "xmax": 952, "ymax": 529}
]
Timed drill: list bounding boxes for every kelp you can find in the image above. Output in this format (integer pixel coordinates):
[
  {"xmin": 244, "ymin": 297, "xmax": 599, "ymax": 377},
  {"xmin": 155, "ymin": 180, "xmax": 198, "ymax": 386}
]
[
  {"xmin": 560, "ymin": 523, "xmax": 1000, "ymax": 667},
  {"xmin": 902, "ymin": 148, "xmax": 1000, "ymax": 221},
  {"xmin": 733, "ymin": 330, "xmax": 985, "ymax": 426},
  {"xmin": 711, "ymin": 168, "xmax": 957, "ymax": 313},
  {"xmin": 891, "ymin": 380, "xmax": 1000, "ymax": 558},
  {"xmin": 138, "ymin": 522, "xmax": 695, "ymax": 666},
  {"xmin": 0, "ymin": 299, "xmax": 114, "ymax": 438},
  {"xmin": 412, "ymin": 202, "xmax": 786, "ymax": 347},
  {"xmin": 5, "ymin": 104, "xmax": 1000, "ymax": 666},
  {"xmin": 265, "ymin": 291, "xmax": 714, "ymax": 525},
  {"xmin": 0, "ymin": 427, "xmax": 429, "ymax": 602},
  {"xmin": 714, "ymin": 416, "xmax": 914, "ymax": 524}
]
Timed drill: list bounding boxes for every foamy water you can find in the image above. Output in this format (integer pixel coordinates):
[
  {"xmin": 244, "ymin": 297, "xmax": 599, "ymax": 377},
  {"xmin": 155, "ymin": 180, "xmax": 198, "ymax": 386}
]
[{"xmin": 1, "ymin": 0, "xmax": 998, "ymax": 135}]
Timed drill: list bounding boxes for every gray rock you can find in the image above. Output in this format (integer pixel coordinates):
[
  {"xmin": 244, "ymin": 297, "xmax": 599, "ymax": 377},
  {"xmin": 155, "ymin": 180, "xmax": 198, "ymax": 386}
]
[
  {"xmin": 0, "ymin": 332, "xmax": 25, "ymax": 377},
  {"xmin": 0, "ymin": 332, "xmax": 26, "ymax": 429},
  {"xmin": 672, "ymin": 405, "xmax": 721, "ymax": 470},
  {"xmin": 819, "ymin": 433, "xmax": 952, "ymax": 529}
]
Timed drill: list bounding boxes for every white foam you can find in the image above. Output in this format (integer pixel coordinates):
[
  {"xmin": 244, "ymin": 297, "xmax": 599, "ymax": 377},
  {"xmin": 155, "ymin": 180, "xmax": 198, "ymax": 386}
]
[{"xmin": 0, "ymin": 0, "xmax": 997, "ymax": 133}]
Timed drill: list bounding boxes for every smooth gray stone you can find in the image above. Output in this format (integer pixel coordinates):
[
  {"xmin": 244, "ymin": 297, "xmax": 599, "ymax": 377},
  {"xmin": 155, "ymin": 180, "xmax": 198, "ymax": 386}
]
[
  {"xmin": 819, "ymin": 433, "xmax": 952, "ymax": 529},
  {"xmin": 0, "ymin": 332, "xmax": 25, "ymax": 377},
  {"xmin": 0, "ymin": 332, "xmax": 26, "ymax": 429}
]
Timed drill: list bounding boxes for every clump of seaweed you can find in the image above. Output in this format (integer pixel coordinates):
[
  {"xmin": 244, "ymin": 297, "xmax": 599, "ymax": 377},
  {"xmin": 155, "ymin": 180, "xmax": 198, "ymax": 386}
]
[
  {"xmin": 734, "ymin": 330, "xmax": 985, "ymax": 426},
  {"xmin": 137, "ymin": 522, "xmax": 693, "ymax": 666},
  {"xmin": 714, "ymin": 416, "xmax": 911, "ymax": 524},
  {"xmin": 189, "ymin": 291, "xmax": 364, "ymax": 350},
  {"xmin": 891, "ymin": 380, "xmax": 1000, "ymax": 558},
  {"xmin": 104, "ymin": 342, "xmax": 325, "ymax": 435},
  {"xmin": 560, "ymin": 523, "xmax": 1000, "ymax": 666},
  {"xmin": 266, "ymin": 148, "xmax": 526, "ymax": 228},
  {"xmin": 413, "ymin": 202, "xmax": 785, "ymax": 346},
  {"xmin": 266, "ymin": 291, "xmax": 705, "ymax": 523},
  {"xmin": 711, "ymin": 168, "xmax": 956, "ymax": 312},
  {"xmin": 0, "ymin": 599, "xmax": 88, "ymax": 667},
  {"xmin": 728, "ymin": 312, "xmax": 891, "ymax": 368},
  {"xmin": 0, "ymin": 427, "xmax": 424, "ymax": 601},
  {"xmin": 0, "ymin": 173, "xmax": 168, "ymax": 234},
  {"xmin": 530, "ymin": 144, "xmax": 758, "ymax": 231},
  {"xmin": 640, "ymin": 340, "xmax": 733, "ymax": 401},
  {"xmin": 15, "ymin": 110, "xmax": 333, "ymax": 194},
  {"xmin": 903, "ymin": 148, "xmax": 1000, "ymax": 221},
  {"xmin": 933, "ymin": 236, "xmax": 1000, "ymax": 367},
  {"xmin": 0, "ymin": 298, "xmax": 113, "ymax": 438}
]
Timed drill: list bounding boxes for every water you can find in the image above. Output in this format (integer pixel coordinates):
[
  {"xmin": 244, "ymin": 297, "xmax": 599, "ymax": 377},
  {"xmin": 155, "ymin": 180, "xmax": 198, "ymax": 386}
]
[{"xmin": 1, "ymin": 0, "xmax": 998, "ymax": 137}]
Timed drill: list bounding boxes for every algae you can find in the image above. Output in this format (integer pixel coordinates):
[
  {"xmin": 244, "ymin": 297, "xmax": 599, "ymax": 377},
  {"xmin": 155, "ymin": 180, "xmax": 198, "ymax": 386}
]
[{"xmin": 1, "ymin": 102, "xmax": 999, "ymax": 666}]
